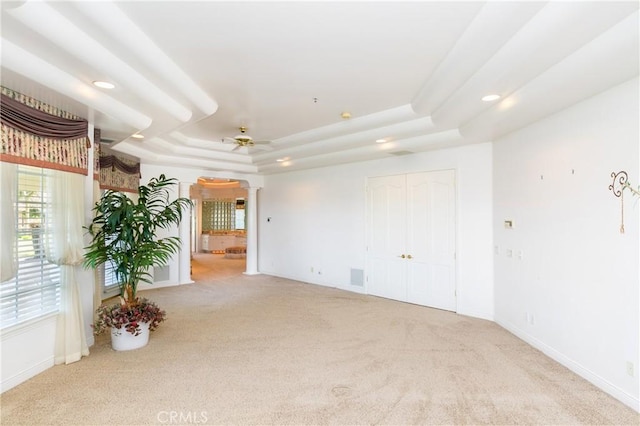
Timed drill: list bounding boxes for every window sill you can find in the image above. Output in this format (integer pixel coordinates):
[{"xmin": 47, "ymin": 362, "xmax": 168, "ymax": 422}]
[{"xmin": 0, "ymin": 312, "xmax": 58, "ymax": 340}]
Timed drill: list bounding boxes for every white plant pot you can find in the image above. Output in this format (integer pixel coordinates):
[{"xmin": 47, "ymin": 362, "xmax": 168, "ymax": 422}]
[{"xmin": 110, "ymin": 321, "xmax": 150, "ymax": 351}]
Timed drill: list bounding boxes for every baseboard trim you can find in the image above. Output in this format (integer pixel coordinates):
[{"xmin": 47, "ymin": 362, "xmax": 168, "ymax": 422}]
[
  {"xmin": 261, "ymin": 271, "xmax": 330, "ymax": 287},
  {"xmin": 1, "ymin": 356, "xmax": 54, "ymax": 394},
  {"xmin": 457, "ymin": 307, "xmax": 494, "ymax": 322},
  {"xmin": 496, "ymin": 317, "xmax": 639, "ymax": 412}
]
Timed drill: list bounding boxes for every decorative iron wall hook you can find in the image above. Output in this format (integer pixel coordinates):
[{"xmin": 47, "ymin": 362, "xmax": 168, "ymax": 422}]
[
  {"xmin": 609, "ymin": 171, "xmax": 628, "ymax": 197},
  {"xmin": 609, "ymin": 171, "xmax": 629, "ymax": 233}
]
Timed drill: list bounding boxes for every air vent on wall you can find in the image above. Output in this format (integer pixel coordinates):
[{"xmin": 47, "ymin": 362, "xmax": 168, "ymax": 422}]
[
  {"xmin": 388, "ymin": 150, "xmax": 414, "ymax": 156},
  {"xmin": 154, "ymin": 265, "xmax": 170, "ymax": 282},
  {"xmin": 350, "ymin": 268, "xmax": 364, "ymax": 287}
]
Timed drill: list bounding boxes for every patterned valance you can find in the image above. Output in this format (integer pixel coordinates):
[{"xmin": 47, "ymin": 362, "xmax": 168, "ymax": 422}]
[
  {"xmin": 93, "ymin": 128, "xmax": 101, "ymax": 181},
  {"xmin": 0, "ymin": 87, "xmax": 90, "ymax": 175},
  {"xmin": 99, "ymin": 152, "xmax": 140, "ymax": 193}
]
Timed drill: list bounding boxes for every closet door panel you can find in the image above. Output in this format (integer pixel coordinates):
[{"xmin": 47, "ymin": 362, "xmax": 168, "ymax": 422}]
[
  {"xmin": 406, "ymin": 170, "xmax": 456, "ymax": 310},
  {"xmin": 406, "ymin": 173, "xmax": 431, "ymax": 305},
  {"xmin": 366, "ymin": 174, "xmax": 407, "ymax": 301}
]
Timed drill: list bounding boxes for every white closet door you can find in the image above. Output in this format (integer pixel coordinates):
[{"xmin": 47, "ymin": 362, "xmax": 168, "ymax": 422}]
[
  {"xmin": 366, "ymin": 174, "xmax": 407, "ymax": 302},
  {"xmin": 366, "ymin": 170, "xmax": 457, "ymax": 311},
  {"xmin": 406, "ymin": 170, "xmax": 456, "ymax": 311}
]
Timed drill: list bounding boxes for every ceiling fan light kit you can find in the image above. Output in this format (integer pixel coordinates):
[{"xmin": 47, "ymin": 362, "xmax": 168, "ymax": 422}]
[
  {"xmin": 223, "ymin": 127, "xmax": 272, "ymax": 152},
  {"xmin": 233, "ymin": 127, "xmax": 254, "ymax": 146}
]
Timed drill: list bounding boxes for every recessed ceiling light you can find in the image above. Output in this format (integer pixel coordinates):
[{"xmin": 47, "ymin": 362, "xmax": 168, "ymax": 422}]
[
  {"xmin": 376, "ymin": 139, "xmax": 387, "ymax": 144},
  {"xmin": 93, "ymin": 81, "xmax": 115, "ymax": 89},
  {"xmin": 482, "ymin": 94, "xmax": 501, "ymax": 102},
  {"xmin": 341, "ymin": 112, "xmax": 352, "ymax": 119},
  {"xmin": 131, "ymin": 134, "xmax": 144, "ymax": 139},
  {"xmin": 276, "ymin": 157, "xmax": 290, "ymax": 162}
]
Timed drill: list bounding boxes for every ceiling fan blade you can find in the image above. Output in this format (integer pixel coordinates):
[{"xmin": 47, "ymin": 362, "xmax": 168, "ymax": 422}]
[
  {"xmin": 222, "ymin": 137, "xmax": 237, "ymax": 144},
  {"xmin": 252, "ymin": 140, "xmax": 272, "ymax": 145},
  {"xmin": 231, "ymin": 144, "xmax": 242, "ymax": 151}
]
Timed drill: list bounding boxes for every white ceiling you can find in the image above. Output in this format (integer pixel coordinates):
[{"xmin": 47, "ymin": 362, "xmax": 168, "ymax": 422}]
[{"xmin": 1, "ymin": 1, "xmax": 638, "ymax": 176}]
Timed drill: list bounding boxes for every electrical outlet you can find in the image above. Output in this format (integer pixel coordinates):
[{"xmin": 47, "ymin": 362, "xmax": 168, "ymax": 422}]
[
  {"xmin": 310, "ymin": 267, "xmax": 314, "ymax": 273},
  {"xmin": 525, "ymin": 312, "xmax": 535, "ymax": 325},
  {"xmin": 627, "ymin": 361, "xmax": 635, "ymax": 377}
]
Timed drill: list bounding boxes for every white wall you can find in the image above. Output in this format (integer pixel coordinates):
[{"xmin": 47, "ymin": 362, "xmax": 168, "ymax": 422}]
[
  {"xmin": 493, "ymin": 77, "xmax": 639, "ymax": 410},
  {"xmin": 1, "ymin": 315, "xmax": 57, "ymax": 392},
  {"xmin": 258, "ymin": 142, "xmax": 494, "ymax": 320}
]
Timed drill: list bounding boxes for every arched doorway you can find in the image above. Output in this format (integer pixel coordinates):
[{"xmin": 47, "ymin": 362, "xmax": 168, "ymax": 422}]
[{"xmin": 190, "ymin": 178, "xmax": 248, "ymax": 280}]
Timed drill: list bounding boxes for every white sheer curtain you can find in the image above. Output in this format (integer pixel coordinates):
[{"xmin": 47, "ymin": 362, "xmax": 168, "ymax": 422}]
[
  {"xmin": 0, "ymin": 162, "xmax": 17, "ymax": 282},
  {"xmin": 45, "ymin": 170, "xmax": 89, "ymax": 364},
  {"xmin": 92, "ymin": 179, "xmax": 102, "ymax": 314}
]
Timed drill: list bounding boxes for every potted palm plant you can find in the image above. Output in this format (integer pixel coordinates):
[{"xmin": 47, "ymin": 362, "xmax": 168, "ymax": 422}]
[{"xmin": 83, "ymin": 174, "xmax": 192, "ymax": 350}]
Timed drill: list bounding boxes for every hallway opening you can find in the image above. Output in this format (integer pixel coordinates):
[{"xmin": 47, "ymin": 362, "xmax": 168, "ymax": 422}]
[{"xmin": 191, "ymin": 252, "xmax": 246, "ymax": 282}]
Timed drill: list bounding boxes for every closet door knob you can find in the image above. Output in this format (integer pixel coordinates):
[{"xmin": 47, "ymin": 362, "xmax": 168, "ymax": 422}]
[
  {"xmin": 407, "ymin": 254, "xmax": 413, "ymax": 259},
  {"xmin": 399, "ymin": 254, "xmax": 406, "ymax": 258}
]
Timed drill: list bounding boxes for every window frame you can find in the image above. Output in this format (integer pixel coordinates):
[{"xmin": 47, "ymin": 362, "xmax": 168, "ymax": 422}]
[{"xmin": 1, "ymin": 165, "xmax": 61, "ymax": 330}]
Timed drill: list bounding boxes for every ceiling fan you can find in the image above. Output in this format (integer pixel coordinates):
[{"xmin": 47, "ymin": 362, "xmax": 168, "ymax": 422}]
[{"xmin": 222, "ymin": 127, "xmax": 272, "ymax": 152}]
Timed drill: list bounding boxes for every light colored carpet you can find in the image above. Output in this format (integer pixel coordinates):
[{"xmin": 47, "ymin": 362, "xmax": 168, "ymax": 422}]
[{"xmin": 1, "ymin": 253, "xmax": 638, "ymax": 425}]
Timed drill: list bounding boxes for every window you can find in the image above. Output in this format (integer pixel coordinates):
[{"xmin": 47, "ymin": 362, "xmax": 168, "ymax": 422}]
[
  {"xmin": 201, "ymin": 198, "xmax": 246, "ymax": 232},
  {"xmin": 235, "ymin": 198, "xmax": 245, "ymax": 230},
  {"xmin": 1, "ymin": 165, "xmax": 61, "ymax": 328},
  {"xmin": 99, "ymin": 190, "xmax": 126, "ymax": 299},
  {"xmin": 100, "ymin": 258, "xmax": 120, "ymax": 299},
  {"xmin": 202, "ymin": 199, "xmax": 236, "ymax": 231}
]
